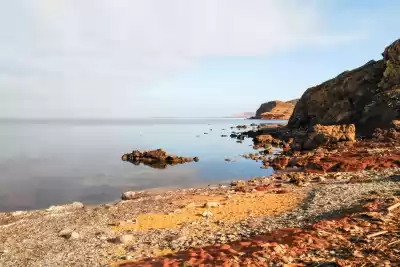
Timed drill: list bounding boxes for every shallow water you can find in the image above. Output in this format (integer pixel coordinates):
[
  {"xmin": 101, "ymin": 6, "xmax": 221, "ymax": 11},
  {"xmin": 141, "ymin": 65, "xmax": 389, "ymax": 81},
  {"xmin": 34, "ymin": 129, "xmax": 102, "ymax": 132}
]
[{"xmin": 0, "ymin": 118, "xmax": 284, "ymax": 211}]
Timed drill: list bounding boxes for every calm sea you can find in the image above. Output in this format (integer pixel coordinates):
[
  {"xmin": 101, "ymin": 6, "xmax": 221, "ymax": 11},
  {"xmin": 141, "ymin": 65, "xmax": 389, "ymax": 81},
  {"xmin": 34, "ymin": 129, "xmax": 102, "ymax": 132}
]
[{"xmin": 0, "ymin": 118, "xmax": 283, "ymax": 211}]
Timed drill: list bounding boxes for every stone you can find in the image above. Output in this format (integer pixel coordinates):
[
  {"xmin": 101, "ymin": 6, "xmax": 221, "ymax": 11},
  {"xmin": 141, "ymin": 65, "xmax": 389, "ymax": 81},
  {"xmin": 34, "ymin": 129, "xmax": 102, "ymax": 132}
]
[
  {"xmin": 121, "ymin": 191, "xmax": 136, "ymax": 200},
  {"xmin": 202, "ymin": 210, "xmax": 213, "ymax": 218},
  {"xmin": 119, "ymin": 234, "xmax": 134, "ymax": 244},
  {"xmin": 255, "ymin": 135, "xmax": 273, "ymax": 144},
  {"xmin": 71, "ymin": 202, "xmax": 84, "ymax": 209},
  {"xmin": 70, "ymin": 232, "xmax": 80, "ymax": 239},
  {"xmin": 302, "ymin": 124, "xmax": 356, "ymax": 150},
  {"xmin": 59, "ymin": 229, "xmax": 79, "ymax": 239}
]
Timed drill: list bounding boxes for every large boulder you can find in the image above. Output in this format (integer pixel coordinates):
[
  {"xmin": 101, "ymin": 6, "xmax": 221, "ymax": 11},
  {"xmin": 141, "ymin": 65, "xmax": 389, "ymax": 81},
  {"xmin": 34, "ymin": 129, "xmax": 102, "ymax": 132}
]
[
  {"xmin": 254, "ymin": 100, "xmax": 298, "ymax": 120},
  {"xmin": 302, "ymin": 124, "xmax": 356, "ymax": 150},
  {"xmin": 288, "ymin": 39, "xmax": 400, "ymax": 136}
]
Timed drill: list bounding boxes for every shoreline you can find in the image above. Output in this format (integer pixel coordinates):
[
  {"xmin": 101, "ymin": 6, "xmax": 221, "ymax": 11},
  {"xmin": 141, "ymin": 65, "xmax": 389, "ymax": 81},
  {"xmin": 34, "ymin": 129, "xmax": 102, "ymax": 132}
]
[
  {"xmin": 1, "ymin": 166, "xmax": 399, "ymax": 266},
  {"xmin": 1, "ymin": 123, "xmax": 400, "ymax": 266}
]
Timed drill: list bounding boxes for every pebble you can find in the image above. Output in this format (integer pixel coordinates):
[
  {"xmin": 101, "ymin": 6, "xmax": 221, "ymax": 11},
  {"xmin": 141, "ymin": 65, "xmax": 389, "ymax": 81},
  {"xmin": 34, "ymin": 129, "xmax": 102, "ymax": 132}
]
[
  {"xmin": 202, "ymin": 210, "xmax": 213, "ymax": 218},
  {"xmin": 119, "ymin": 234, "xmax": 134, "ymax": 244},
  {"xmin": 70, "ymin": 232, "xmax": 80, "ymax": 239},
  {"xmin": 59, "ymin": 229, "xmax": 79, "ymax": 239}
]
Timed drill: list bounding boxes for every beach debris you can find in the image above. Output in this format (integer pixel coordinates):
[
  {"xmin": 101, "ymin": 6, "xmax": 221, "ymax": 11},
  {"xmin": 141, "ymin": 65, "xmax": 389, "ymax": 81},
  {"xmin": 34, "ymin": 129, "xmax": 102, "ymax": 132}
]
[{"xmin": 366, "ymin": 230, "xmax": 389, "ymax": 239}]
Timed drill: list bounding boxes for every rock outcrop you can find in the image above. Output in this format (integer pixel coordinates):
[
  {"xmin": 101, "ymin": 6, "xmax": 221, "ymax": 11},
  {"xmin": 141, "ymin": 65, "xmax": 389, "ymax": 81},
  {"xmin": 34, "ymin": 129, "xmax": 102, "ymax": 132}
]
[
  {"xmin": 122, "ymin": 149, "xmax": 199, "ymax": 169},
  {"xmin": 302, "ymin": 124, "xmax": 356, "ymax": 150},
  {"xmin": 254, "ymin": 100, "xmax": 298, "ymax": 120},
  {"xmin": 288, "ymin": 39, "xmax": 400, "ymax": 135}
]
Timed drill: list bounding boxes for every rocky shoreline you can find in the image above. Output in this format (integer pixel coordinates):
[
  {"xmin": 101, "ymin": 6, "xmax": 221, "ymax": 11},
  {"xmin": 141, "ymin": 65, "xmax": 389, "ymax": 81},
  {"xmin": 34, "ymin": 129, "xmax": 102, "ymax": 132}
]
[{"xmin": 1, "ymin": 122, "xmax": 400, "ymax": 266}]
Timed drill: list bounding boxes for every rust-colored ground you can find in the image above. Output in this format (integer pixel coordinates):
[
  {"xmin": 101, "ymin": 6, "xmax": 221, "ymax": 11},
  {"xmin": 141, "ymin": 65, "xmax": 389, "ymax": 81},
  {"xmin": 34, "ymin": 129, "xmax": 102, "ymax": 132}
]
[{"xmin": 114, "ymin": 197, "xmax": 400, "ymax": 267}]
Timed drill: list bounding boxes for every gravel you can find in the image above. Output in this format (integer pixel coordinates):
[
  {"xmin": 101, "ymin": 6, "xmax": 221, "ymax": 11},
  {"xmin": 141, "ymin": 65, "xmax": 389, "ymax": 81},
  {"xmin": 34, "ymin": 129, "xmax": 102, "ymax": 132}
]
[{"xmin": 0, "ymin": 168, "xmax": 399, "ymax": 266}]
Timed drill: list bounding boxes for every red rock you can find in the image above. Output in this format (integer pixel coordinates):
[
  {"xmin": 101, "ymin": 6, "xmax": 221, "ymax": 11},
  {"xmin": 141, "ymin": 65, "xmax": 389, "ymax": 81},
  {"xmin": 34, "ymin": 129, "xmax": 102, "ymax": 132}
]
[
  {"xmin": 239, "ymin": 241, "xmax": 252, "ymax": 247},
  {"xmin": 220, "ymin": 244, "xmax": 231, "ymax": 250}
]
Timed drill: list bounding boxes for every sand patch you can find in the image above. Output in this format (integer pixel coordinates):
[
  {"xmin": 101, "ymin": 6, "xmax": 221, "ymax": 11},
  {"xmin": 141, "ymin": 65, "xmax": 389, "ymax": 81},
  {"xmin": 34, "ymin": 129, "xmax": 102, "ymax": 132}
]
[{"xmin": 114, "ymin": 192, "xmax": 303, "ymax": 232}]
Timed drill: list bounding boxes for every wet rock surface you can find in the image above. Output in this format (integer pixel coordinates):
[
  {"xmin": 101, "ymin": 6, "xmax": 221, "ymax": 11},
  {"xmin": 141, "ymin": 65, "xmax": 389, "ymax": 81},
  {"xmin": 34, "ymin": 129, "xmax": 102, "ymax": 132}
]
[{"xmin": 122, "ymin": 149, "xmax": 199, "ymax": 169}]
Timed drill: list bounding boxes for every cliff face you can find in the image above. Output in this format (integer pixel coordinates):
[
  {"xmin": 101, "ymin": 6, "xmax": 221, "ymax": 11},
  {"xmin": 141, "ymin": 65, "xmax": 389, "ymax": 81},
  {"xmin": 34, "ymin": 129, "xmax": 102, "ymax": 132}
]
[
  {"xmin": 288, "ymin": 39, "xmax": 400, "ymax": 135},
  {"xmin": 255, "ymin": 100, "xmax": 298, "ymax": 120}
]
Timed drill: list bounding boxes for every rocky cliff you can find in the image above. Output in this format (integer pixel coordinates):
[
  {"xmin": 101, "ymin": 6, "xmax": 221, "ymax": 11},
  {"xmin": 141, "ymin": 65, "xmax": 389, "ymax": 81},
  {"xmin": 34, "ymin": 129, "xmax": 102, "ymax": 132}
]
[
  {"xmin": 254, "ymin": 100, "xmax": 298, "ymax": 120},
  {"xmin": 288, "ymin": 39, "xmax": 400, "ymax": 135}
]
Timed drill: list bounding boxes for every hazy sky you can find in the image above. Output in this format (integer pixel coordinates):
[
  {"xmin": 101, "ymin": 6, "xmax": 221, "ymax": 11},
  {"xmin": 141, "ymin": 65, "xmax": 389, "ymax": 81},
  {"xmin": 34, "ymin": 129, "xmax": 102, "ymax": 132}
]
[{"xmin": 0, "ymin": 0, "xmax": 399, "ymax": 118}]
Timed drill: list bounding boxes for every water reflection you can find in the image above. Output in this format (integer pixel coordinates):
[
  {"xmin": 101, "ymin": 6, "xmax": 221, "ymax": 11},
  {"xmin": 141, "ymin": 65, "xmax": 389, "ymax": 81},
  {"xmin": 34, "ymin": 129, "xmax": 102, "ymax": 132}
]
[{"xmin": 0, "ymin": 118, "xmax": 277, "ymax": 211}]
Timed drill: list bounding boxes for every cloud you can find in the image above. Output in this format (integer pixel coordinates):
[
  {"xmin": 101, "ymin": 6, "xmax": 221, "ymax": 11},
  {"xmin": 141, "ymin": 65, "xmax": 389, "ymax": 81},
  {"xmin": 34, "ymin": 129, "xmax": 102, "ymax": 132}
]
[{"xmin": 0, "ymin": 0, "xmax": 363, "ymax": 117}]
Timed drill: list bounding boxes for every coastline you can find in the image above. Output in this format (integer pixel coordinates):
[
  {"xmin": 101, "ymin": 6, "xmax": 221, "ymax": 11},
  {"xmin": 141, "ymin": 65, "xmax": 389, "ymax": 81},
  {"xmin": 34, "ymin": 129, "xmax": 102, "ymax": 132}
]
[
  {"xmin": 1, "ymin": 123, "xmax": 400, "ymax": 266},
  {"xmin": 1, "ymin": 166, "xmax": 399, "ymax": 266}
]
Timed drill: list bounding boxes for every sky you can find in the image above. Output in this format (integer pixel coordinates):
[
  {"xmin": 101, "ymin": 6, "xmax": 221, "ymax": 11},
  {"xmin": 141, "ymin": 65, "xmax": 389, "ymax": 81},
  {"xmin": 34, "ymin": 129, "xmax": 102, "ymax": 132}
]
[{"xmin": 0, "ymin": 0, "xmax": 399, "ymax": 118}]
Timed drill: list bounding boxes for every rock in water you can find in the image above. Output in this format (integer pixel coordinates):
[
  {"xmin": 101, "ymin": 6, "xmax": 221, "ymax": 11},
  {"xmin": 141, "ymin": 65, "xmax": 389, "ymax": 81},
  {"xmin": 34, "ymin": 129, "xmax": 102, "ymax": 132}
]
[
  {"xmin": 288, "ymin": 39, "xmax": 400, "ymax": 136},
  {"xmin": 255, "ymin": 134, "xmax": 273, "ymax": 144},
  {"xmin": 122, "ymin": 149, "xmax": 199, "ymax": 168}
]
